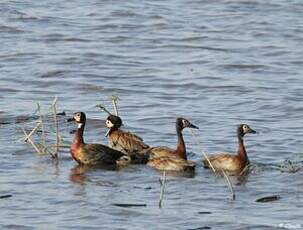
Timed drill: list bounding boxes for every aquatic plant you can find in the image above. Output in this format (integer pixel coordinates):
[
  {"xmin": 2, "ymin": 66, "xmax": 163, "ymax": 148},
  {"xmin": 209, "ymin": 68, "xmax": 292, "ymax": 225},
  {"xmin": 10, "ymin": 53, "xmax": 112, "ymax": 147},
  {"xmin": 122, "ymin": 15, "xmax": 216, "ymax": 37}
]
[{"xmin": 22, "ymin": 97, "xmax": 66, "ymax": 161}]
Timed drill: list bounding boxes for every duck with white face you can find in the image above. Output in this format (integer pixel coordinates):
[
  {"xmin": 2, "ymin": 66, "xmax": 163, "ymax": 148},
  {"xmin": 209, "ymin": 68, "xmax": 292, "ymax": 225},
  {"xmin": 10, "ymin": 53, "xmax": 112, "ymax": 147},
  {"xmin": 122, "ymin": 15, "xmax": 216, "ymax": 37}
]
[
  {"xmin": 147, "ymin": 117, "xmax": 199, "ymax": 172},
  {"xmin": 105, "ymin": 114, "xmax": 150, "ymax": 164},
  {"xmin": 203, "ymin": 124, "xmax": 257, "ymax": 174},
  {"xmin": 67, "ymin": 112, "xmax": 130, "ymax": 166}
]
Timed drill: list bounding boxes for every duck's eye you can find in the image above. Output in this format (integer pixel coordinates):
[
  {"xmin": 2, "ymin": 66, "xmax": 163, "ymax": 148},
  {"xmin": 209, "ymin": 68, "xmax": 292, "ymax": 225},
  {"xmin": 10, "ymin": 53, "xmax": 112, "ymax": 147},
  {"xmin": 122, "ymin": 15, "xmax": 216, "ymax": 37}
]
[{"xmin": 106, "ymin": 120, "xmax": 114, "ymax": 127}]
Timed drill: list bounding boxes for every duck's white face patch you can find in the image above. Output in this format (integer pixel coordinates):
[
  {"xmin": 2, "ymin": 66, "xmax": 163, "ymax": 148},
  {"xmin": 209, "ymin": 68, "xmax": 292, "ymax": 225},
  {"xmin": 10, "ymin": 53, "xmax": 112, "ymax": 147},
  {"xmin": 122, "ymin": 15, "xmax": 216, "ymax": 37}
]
[
  {"xmin": 242, "ymin": 125, "xmax": 249, "ymax": 133},
  {"xmin": 78, "ymin": 123, "xmax": 83, "ymax": 128},
  {"xmin": 74, "ymin": 113, "xmax": 81, "ymax": 122},
  {"xmin": 182, "ymin": 119, "xmax": 188, "ymax": 127},
  {"xmin": 106, "ymin": 120, "xmax": 114, "ymax": 128}
]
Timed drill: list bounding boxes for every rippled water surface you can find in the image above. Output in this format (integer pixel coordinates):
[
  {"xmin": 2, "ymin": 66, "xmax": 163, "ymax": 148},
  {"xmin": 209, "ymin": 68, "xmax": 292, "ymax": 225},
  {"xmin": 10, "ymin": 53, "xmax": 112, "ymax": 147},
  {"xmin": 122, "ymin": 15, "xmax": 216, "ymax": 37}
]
[{"xmin": 1, "ymin": 0, "xmax": 303, "ymax": 229}]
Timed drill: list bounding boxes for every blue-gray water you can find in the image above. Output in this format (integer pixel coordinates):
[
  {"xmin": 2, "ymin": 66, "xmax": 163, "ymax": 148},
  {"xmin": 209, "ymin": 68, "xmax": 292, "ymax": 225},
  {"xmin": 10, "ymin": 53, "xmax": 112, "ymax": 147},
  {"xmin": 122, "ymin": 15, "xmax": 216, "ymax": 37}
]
[{"xmin": 1, "ymin": 0, "xmax": 303, "ymax": 229}]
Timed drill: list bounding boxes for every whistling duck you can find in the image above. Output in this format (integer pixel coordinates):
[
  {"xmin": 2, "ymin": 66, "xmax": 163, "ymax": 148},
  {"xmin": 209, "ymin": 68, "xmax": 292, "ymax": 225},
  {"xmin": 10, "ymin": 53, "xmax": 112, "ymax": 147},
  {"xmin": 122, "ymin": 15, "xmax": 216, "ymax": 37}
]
[
  {"xmin": 105, "ymin": 114, "xmax": 150, "ymax": 164},
  {"xmin": 203, "ymin": 124, "xmax": 257, "ymax": 174},
  {"xmin": 68, "ymin": 112, "xmax": 129, "ymax": 166},
  {"xmin": 147, "ymin": 118, "xmax": 198, "ymax": 172}
]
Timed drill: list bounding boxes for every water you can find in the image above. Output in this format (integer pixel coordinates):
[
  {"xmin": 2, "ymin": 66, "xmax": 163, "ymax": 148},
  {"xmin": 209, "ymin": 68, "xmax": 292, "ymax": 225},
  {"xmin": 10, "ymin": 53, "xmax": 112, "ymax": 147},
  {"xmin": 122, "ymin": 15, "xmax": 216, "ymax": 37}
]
[{"xmin": 1, "ymin": 0, "xmax": 303, "ymax": 229}]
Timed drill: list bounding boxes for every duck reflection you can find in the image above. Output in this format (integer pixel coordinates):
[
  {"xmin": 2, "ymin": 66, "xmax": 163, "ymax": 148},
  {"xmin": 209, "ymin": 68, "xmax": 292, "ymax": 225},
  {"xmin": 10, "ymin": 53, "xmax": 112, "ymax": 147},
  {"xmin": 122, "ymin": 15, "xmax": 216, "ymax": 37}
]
[
  {"xmin": 69, "ymin": 165, "xmax": 90, "ymax": 185},
  {"xmin": 69, "ymin": 164, "xmax": 119, "ymax": 185}
]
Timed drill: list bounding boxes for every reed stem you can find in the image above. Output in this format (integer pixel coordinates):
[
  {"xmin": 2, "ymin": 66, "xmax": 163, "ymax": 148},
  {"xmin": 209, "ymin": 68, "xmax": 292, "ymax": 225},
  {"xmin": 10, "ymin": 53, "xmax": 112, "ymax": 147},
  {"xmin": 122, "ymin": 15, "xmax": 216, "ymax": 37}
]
[
  {"xmin": 37, "ymin": 103, "xmax": 46, "ymax": 148},
  {"xmin": 22, "ymin": 127, "xmax": 43, "ymax": 155},
  {"xmin": 52, "ymin": 97, "xmax": 59, "ymax": 159},
  {"xmin": 24, "ymin": 122, "xmax": 41, "ymax": 142},
  {"xmin": 221, "ymin": 169, "xmax": 235, "ymax": 200},
  {"xmin": 111, "ymin": 95, "xmax": 119, "ymax": 116},
  {"xmin": 190, "ymin": 130, "xmax": 236, "ymax": 200},
  {"xmin": 96, "ymin": 104, "xmax": 112, "ymax": 115},
  {"xmin": 159, "ymin": 171, "xmax": 166, "ymax": 208}
]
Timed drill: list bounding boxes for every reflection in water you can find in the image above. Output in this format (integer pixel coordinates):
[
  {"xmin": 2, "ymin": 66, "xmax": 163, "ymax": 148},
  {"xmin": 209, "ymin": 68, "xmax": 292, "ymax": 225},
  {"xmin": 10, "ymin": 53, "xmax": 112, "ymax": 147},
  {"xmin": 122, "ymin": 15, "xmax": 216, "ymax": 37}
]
[
  {"xmin": 69, "ymin": 164, "xmax": 120, "ymax": 197},
  {"xmin": 69, "ymin": 165, "xmax": 90, "ymax": 185},
  {"xmin": 156, "ymin": 169, "xmax": 196, "ymax": 179},
  {"xmin": 211, "ymin": 169, "xmax": 250, "ymax": 187},
  {"xmin": 212, "ymin": 166, "xmax": 251, "ymax": 186},
  {"xmin": 69, "ymin": 164, "xmax": 118, "ymax": 185}
]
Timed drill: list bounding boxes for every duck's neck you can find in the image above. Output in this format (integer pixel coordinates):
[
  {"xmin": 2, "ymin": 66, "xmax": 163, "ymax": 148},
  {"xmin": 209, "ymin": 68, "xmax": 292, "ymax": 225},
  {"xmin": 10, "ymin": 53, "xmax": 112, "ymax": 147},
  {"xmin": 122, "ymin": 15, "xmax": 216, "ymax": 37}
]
[
  {"xmin": 73, "ymin": 123, "xmax": 85, "ymax": 145},
  {"xmin": 109, "ymin": 127, "xmax": 118, "ymax": 136},
  {"xmin": 174, "ymin": 125, "xmax": 187, "ymax": 160},
  {"xmin": 237, "ymin": 133, "xmax": 248, "ymax": 164}
]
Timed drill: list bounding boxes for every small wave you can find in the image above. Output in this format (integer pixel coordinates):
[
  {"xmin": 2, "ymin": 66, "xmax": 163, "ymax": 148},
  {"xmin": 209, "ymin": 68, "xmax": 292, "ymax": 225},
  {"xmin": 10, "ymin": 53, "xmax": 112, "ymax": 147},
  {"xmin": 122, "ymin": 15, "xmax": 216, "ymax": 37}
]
[
  {"xmin": 78, "ymin": 84, "xmax": 104, "ymax": 92},
  {"xmin": 39, "ymin": 70, "xmax": 68, "ymax": 78},
  {"xmin": 158, "ymin": 44, "xmax": 228, "ymax": 52},
  {"xmin": 0, "ymin": 87, "xmax": 19, "ymax": 93},
  {"xmin": 0, "ymin": 25, "xmax": 24, "ymax": 33},
  {"xmin": 14, "ymin": 15, "xmax": 40, "ymax": 21},
  {"xmin": 43, "ymin": 37, "xmax": 91, "ymax": 43},
  {"xmin": 221, "ymin": 64, "xmax": 268, "ymax": 70}
]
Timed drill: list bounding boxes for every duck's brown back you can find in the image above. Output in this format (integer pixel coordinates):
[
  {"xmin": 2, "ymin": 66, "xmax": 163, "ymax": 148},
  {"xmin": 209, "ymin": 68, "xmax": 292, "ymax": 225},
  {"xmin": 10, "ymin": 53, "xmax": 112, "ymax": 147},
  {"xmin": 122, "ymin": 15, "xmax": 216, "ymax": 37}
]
[
  {"xmin": 148, "ymin": 155, "xmax": 195, "ymax": 172},
  {"xmin": 203, "ymin": 153, "xmax": 246, "ymax": 173},
  {"xmin": 72, "ymin": 143, "xmax": 125, "ymax": 165},
  {"xmin": 147, "ymin": 146, "xmax": 175, "ymax": 159},
  {"xmin": 109, "ymin": 130, "xmax": 150, "ymax": 163}
]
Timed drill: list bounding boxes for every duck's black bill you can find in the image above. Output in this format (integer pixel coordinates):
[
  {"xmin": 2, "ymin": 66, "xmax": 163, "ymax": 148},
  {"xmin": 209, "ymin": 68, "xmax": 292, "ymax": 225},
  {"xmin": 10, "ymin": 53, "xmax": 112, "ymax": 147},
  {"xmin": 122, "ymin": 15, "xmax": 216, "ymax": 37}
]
[
  {"xmin": 250, "ymin": 129, "xmax": 257, "ymax": 134},
  {"xmin": 67, "ymin": 117, "xmax": 75, "ymax": 122},
  {"xmin": 189, "ymin": 123, "xmax": 199, "ymax": 129}
]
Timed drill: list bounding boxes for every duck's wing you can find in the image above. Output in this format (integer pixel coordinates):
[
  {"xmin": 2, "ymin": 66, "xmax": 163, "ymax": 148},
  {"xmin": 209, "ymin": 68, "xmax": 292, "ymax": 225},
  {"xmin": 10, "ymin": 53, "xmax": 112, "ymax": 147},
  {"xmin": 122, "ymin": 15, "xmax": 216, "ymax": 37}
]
[
  {"xmin": 123, "ymin": 131, "xmax": 145, "ymax": 142},
  {"xmin": 148, "ymin": 156, "xmax": 195, "ymax": 172},
  {"xmin": 203, "ymin": 153, "xmax": 239, "ymax": 172},
  {"xmin": 147, "ymin": 146, "xmax": 175, "ymax": 159},
  {"xmin": 109, "ymin": 130, "xmax": 150, "ymax": 154},
  {"xmin": 82, "ymin": 143, "xmax": 125, "ymax": 165}
]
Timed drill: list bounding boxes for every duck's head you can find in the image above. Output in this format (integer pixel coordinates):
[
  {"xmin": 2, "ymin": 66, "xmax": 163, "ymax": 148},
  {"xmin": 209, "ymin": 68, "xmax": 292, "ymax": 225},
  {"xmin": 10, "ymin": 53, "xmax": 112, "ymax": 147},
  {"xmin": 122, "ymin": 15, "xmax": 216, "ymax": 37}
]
[
  {"xmin": 176, "ymin": 117, "xmax": 199, "ymax": 130},
  {"xmin": 105, "ymin": 114, "xmax": 122, "ymax": 136},
  {"xmin": 67, "ymin": 112, "xmax": 86, "ymax": 128},
  {"xmin": 238, "ymin": 124, "xmax": 257, "ymax": 138}
]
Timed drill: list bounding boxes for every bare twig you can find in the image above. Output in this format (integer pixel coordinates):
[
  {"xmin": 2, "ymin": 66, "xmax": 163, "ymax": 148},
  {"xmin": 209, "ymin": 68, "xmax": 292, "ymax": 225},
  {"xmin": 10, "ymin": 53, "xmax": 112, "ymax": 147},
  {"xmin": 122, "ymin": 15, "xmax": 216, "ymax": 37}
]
[
  {"xmin": 22, "ymin": 127, "xmax": 44, "ymax": 155},
  {"xmin": 111, "ymin": 95, "xmax": 119, "ymax": 116},
  {"xmin": 221, "ymin": 169, "xmax": 235, "ymax": 200},
  {"xmin": 52, "ymin": 97, "xmax": 59, "ymax": 159},
  {"xmin": 96, "ymin": 104, "xmax": 112, "ymax": 115},
  {"xmin": 36, "ymin": 102, "xmax": 46, "ymax": 147},
  {"xmin": 190, "ymin": 130, "xmax": 236, "ymax": 200},
  {"xmin": 24, "ymin": 122, "xmax": 41, "ymax": 142},
  {"xmin": 22, "ymin": 126, "xmax": 57, "ymax": 158},
  {"xmin": 22, "ymin": 98, "xmax": 63, "ymax": 160},
  {"xmin": 159, "ymin": 171, "xmax": 166, "ymax": 208}
]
